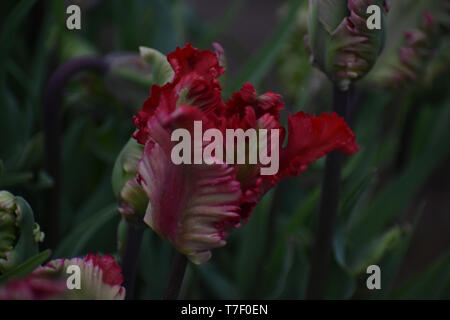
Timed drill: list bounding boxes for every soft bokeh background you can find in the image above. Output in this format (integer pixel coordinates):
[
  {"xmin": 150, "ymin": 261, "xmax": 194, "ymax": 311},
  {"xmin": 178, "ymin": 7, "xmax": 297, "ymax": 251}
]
[{"xmin": 0, "ymin": 0, "xmax": 449, "ymax": 299}]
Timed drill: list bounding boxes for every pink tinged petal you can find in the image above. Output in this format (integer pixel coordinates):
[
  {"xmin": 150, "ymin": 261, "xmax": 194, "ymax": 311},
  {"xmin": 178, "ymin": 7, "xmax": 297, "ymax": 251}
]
[
  {"xmin": 423, "ymin": 11, "xmax": 435, "ymax": 29},
  {"xmin": 0, "ymin": 275, "xmax": 67, "ymax": 300},
  {"xmin": 66, "ymin": 256, "xmax": 125, "ymax": 300},
  {"xmin": 138, "ymin": 126, "xmax": 242, "ymax": 264},
  {"xmin": 399, "ymin": 47, "xmax": 417, "ymax": 66},
  {"xmin": 33, "ymin": 255, "xmax": 126, "ymax": 300},
  {"xmin": 404, "ymin": 30, "xmax": 427, "ymax": 47},
  {"xmin": 212, "ymin": 42, "xmax": 226, "ymax": 68}
]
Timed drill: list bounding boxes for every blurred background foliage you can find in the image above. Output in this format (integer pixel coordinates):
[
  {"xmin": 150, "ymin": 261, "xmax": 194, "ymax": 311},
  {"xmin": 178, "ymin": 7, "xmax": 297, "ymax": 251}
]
[{"xmin": 0, "ymin": 0, "xmax": 449, "ymax": 299}]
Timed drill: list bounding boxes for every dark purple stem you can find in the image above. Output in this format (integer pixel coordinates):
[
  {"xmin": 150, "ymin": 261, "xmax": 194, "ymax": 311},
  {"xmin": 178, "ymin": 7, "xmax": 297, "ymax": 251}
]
[
  {"xmin": 395, "ymin": 101, "xmax": 420, "ymax": 172},
  {"xmin": 43, "ymin": 57, "xmax": 108, "ymax": 248},
  {"xmin": 163, "ymin": 251, "xmax": 188, "ymax": 300},
  {"xmin": 122, "ymin": 224, "xmax": 144, "ymax": 300},
  {"xmin": 306, "ymin": 85, "xmax": 351, "ymax": 299}
]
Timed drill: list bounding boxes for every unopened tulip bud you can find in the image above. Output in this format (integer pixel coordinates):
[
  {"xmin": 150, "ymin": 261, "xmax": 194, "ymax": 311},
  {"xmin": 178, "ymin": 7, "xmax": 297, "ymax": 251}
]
[
  {"xmin": 112, "ymin": 139, "xmax": 147, "ymax": 224},
  {"xmin": 306, "ymin": 0, "xmax": 388, "ymax": 90},
  {"xmin": 0, "ymin": 191, "xmax": 44, "ymax": 273},
  {"xmin": 382, "ymin": 11, "xmax": 439, "ymax": 86}
]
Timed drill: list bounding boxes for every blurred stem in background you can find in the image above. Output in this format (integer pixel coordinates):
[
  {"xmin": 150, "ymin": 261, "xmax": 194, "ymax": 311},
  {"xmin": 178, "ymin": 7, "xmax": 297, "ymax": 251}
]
[
  {"xmin": 43, "ymin": 57, "xmax": 109, "ymax": 248},
  {"xmin": 395, "ymin": 96, "xmax": 422, "ymax": 173},
  {"xmin": 163, "ymin": 250, "xmax": 188, "ymax": 300},
  {"xmin": 121, "ymin": 224, "xmax": 144, "ymax": 300},
  {"xmin": 306, "ymin": 86, "xmax": 351, "ymax": 299}
]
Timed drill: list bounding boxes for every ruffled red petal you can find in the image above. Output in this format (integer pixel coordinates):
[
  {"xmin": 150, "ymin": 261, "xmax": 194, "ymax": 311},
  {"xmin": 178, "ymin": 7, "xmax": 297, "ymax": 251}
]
[
  {"xmin": 280, "ymin": 112, "xmax": 359, "ymax": 177},
  {"xmin": 223, "ymin": 83, "xmax": 283, "ymax": 125},
  {"xmin": 168, "ymin": 43, "xmax": 225, "ymax": 82},
  {"xmin": 168, "ymin": 43, "xmax": 225, "ymax": 112}
]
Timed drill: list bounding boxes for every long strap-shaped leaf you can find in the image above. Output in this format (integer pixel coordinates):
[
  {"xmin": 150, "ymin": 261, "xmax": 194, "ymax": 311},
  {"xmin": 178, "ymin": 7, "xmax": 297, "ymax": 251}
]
[
  {"xmin": 0, "ymin": 249, "xmax": 51, "ymax": 285},
  {"xmin": 53, "ymin": 204, "xmax": 118, "ymax": 258}
]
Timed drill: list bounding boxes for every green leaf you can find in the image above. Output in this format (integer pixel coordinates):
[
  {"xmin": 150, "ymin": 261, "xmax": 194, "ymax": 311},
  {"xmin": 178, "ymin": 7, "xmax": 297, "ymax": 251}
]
[
  {"xmin": 197, "ymin": 262, "xmax": 238, "ymax": 299},
  {"xmin": 265, "ymin": 240, "xmax": 295, "ymax": 299},
  {"xmin": 53, "ymin": 204, "xmax": 118, "ymax": 258},
  {"xmin": 283, "ymin": 187, "xmax": 320, "ymax": 236},
  {"xmin": 333, "ymin": 222, "xmax": 347, "ymax": 269},
  {"xmin": 394, "ymin": 250, "xmax": 450, "ymax": 299},
  {"xmin": 0, "ymin": 0, "xmax": 38, "ymax": 66},
  {"xmin": 259, "ymin": 188, "xmax": 318, "ymax": 297},
  {"xmin": 198, "ymin": 0, "xmax": 246, "ymax": 47},
  {"xmin": 234, "ymin": 191, "xmax": 273, "ymax": 297},
  {"xmin": 340, "ymin": 169, "xmax": 374, "ymax": 220},
  {"xmin": 0, "ymin": 172, "xmax": 34, "ymax": 189},
  {"xmin": 333, "ymin": 170, "xmax": 375, "ymax": 269},
  {"xmin": 136, "ymin": 230, "xmax": 172, "ymax": 299},
  {"xmin": 139, "ymin": 46, "xmax": 174, "ymax": 86},
  {"xmin": 348, "ymin": 226, "xmax": 402, "ymax": 275},
  {"xmin": 0, "ymin": 250, "xmax": 51, "ymax": 285},
  {"xmin": 349, "ymin": 105, "xmax": 450, "ymax": 244},
  {"xmin": 369, "ymin": 202, "xmax": 425, "ymax": 299},
  {"xmin": 227, "ymin": 0, "xmax": 303, "ymax": 95},
  {"xmin": 325, "ymin": 260, "xmax": 357, "ymax": 299}
]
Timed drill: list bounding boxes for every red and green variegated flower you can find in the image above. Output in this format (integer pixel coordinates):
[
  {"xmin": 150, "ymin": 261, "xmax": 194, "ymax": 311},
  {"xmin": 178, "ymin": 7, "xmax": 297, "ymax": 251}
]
[
  {"xmin": 0, "ymin": 254, "xmax": 126, "ymax": 300},
  {"xmin": 306, "ymin": 0, "xmax": 389, "ymax": 90},
  {"xmin": 130, "ymin": 43, "xmax": 359, "ymax": 264},
  {"xmin": 35, "ymin": 253, "xmax": 125, "ymax": 300},
  {"xmin": 0, "ymin": 274, "xmax": 66, "ymax": 300}
]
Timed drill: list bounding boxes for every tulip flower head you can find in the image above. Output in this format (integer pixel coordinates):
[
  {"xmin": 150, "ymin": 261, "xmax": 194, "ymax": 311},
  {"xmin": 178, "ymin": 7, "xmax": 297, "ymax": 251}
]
[
  {"xmin": 35, "ymin": 253, "xmax": 126, "ymax": 300},
  {"xmin": 0, "ymin": 253, "xmax": 126, "ymax": 300},
  {"xmin": 306, "ymin": 0, "xmax": 389, "ymax": 90},
  {"xmin": 0, "ymin": 274, "xmax": 67, "ymax": 300},
  {"xmin": 130, "ymin": 43, "xmax": 359, "ymax": 264}
]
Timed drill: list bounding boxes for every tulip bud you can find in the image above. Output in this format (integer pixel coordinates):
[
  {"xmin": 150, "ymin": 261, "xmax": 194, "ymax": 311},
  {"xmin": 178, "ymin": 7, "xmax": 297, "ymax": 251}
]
[
  {"xmin": 373, "ymin": 11, "xmax": 440, "ymax": 87},
  {"xmin": 0, "ymin": 191, "xmax": 18, "ymax": 272},
  {"xmin": 306, "ymin": 0, "xmax": 388, "ymax": 90},
  {"xmin": 117, "ymin": 178, "xmax": 148, "ymax": 224},
  {"xmin": 0, "ymin": 191, "xmax": 44, "ymax": 273},
  {"xmin": 112, "ymin": 139, "xmax": 147, "ymax": 224}
]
